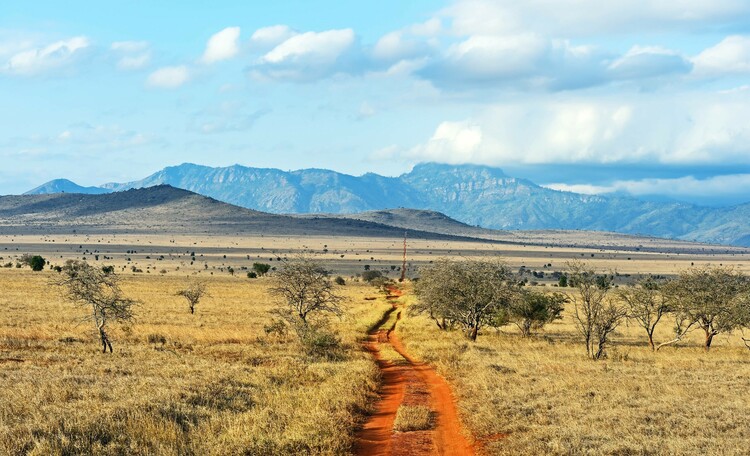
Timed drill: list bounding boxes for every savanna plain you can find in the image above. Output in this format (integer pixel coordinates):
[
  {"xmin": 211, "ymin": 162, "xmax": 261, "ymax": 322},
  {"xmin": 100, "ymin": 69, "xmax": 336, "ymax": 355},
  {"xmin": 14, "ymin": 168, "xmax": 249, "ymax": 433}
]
[{"xmin": 1, "ymin": 233, "xmax": 749, "ymax": 455}]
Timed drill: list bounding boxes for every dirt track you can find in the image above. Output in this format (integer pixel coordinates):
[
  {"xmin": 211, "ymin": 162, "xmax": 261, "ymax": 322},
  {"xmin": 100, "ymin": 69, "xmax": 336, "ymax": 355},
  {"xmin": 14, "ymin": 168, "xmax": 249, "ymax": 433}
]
[{"xmin": 354, "ymin": 289, "xmax": 474, "ymax": 456}]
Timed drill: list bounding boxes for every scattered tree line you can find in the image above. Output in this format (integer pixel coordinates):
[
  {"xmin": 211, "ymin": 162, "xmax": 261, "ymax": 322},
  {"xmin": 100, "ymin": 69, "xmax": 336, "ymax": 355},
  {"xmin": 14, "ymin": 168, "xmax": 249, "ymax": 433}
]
[{"xmin": 414, "ymin": 259, "xmax": 750, "ymax": 359}]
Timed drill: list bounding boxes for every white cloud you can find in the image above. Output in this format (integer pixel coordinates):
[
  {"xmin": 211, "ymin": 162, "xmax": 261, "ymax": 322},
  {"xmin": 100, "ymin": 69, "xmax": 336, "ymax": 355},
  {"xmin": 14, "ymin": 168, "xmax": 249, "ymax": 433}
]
[
  {"xmin": 408, "ymin": 121, "xmax": 483, "ymax": 163},
  {"xmin": 442, "ymin": 0, "xmax": 750, "ymax": 37},
  {"xmin": 252, "ymin": 29, "xmax": 356, "ymax": 81},
  {"xmin": 261, "ymin": 29, "xmax": 354, "ymax": 65},
  {"xmin": 405, "ymin": 90, "xmax": 750, "ymax": 167},
  {"xmin": 110, "ymin": 41, "xmax": 151, "ymax": 70},
  {"xmin": 546, "ymin": 174, "xmax": 750, "ymax": 203},
  {"xmin": 608, "ymin": 46, "xmax": 692, "ymax": 80},
  {"xmin": 250, "ymin": 25, "xmax": 297, "ymax": 50},
  {"xmin": 2, "ymin": 36, "xmax": 90, "ymax": 75},
  {"xmin": 201, "ymin": 27, "xmax": 241, "ymax": 64},
  {"xmin": 692, "ymin": 35, "xmax": 750, "ymax": 76},
  {"xmin": 147, "ymin": 65, "xmax": 190, "ymax": 88}
]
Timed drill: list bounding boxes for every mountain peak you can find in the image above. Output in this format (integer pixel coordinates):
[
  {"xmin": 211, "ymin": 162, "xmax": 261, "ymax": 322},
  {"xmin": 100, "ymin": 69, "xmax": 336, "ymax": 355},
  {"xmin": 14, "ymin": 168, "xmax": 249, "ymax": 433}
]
[{"xmin": 24, "ymin": 179, "xmax": 110, "ymax": 195}]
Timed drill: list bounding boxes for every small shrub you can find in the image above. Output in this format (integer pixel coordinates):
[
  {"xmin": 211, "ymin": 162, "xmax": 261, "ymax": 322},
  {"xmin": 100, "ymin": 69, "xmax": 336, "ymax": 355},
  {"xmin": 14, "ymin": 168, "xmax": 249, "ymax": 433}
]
[
  {"xmin": 361, "ymin": 270, "xmax": 383, "ymax": 282},
  {"xmin": 147, "ymin": 334, "xmax": 167, "ymax": 344},
  {"xmin": 247, "ymin": 271, "xmax": 258, "ymax": 279},
  {"xmin": 334, "ymin": 276, "xmax": 346, "ymax": 285},
  {"xmin": 28, "ymin": 255, "xmax": 46, "ymax": 271},
  {"xmin": 393, "ymin": 405, "xmax": 433, "ymax": 432}
]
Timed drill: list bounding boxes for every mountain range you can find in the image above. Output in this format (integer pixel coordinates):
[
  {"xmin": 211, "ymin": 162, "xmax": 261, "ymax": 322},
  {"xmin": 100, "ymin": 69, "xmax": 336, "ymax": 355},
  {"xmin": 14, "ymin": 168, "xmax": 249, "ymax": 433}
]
[{"xmin": 23, "ymin": 162, "xmax": 750, "ymax": 246}]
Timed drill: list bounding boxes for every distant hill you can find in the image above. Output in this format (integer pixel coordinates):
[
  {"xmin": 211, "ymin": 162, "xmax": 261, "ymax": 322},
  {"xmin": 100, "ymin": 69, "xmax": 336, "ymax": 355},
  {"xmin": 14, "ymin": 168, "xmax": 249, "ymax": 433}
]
[
  {"xmin": 23, "ymin": 162, "xmax": 750, "ymax": 246},
  {"xmin": 24, "ymin": 179, "xmax": 110, "ymax": 195},
  {"xmin": 0, "ymin": 185, "xmax": 470, "ymax": 241}
]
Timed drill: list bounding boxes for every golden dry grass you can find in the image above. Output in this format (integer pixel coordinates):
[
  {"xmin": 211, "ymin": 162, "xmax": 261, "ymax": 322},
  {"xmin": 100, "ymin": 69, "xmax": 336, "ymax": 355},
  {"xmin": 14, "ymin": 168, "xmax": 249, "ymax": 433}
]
[
  {"xmin": 395, "ymin": 286, "xmax": 750, "ymax": 455},
  {"xmin": 0, "ymin": 269, "xmax": 392, "ymax": 455},
  {"xmin": 392, "ymin": 405, "xmax": 433, "ymax": 433}
]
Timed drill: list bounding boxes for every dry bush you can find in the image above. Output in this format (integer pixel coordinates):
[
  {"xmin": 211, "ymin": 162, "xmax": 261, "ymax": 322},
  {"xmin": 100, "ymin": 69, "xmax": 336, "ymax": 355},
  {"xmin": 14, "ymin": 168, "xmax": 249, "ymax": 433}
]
[{"xmin": 393, "ymin": 405, "xmax": 433, "ymax": 432}]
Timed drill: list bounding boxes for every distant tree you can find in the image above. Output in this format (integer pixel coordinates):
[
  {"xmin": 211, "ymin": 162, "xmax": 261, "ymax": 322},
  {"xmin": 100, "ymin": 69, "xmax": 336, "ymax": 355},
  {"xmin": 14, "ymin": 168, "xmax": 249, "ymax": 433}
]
[
  {"xmin": 269, "ymin": 256, "xmax": 344, "ymax": 325},
  {"xmin": 568, "ymin": 261, "xmax": 626, "ymax": 359},
  {"xmin": 28, "ymin": 255, "xmax": 46, "ymax": 272},
  {"xmin": 618, "ymin": 277, "xmax": 670, "ymax": 350},
  {"xmin": 558, "ymin": 275, "xmax": 568, "ymax": 287},
  {"xmin": 413, "ymin": 259, "xmax": 519, "ymax": 341},
  {"xmin": 101, "ymin": 265, "xmax": 115, "ymax": 274},
  {"xmin": 507, "ymin": 290, "xmax": 567, "ymax": 337},
  {"xmin": 361, "ymin": 270, "xmax": 383, "ymax": 283},
  {"xmin": 252, "ymin": 263, "xmax": 271, "ymax": 277},
  {"xmin": 659, "ymin": 266, "xmax": 750, "ymax": 351},
  {"xmin": 176, "ymin": 279, "xmax": 207, "ymax": 314},
  {"xmin": 52, "ymin": 260, "xmax": 137, "ymax": 353}
]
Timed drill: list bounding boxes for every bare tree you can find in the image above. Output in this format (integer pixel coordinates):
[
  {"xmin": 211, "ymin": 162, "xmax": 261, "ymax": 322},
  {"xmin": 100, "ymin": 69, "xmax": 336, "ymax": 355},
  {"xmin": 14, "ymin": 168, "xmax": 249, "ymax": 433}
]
[
  {"xmin": 507, "ymin": 290, "xmax": 567, "ymax": 337},
  {"xmin": 269, "ymin": 256, "xmax": 344, "ymax": 325},
  {"xmin": 660, "ymin": 265, "xmax": 750, "ymax": 351},
  {"xmin": 176, "ymin": 279, "xmax": 207, "ymax": 314},
  {"xmin": 568, "ymin": 261, "xmax": 626, "ymax": 359},
  {"xmin": 413, "ymin": 259, "xmax": 519, "ymax": 341},
  {"xmin": 618, "ymin": 277, "xmax": 670, "ymax": 350},
  {"xmin": 52, "ymin": 260, "xmax": 137, "ymax": 353}
]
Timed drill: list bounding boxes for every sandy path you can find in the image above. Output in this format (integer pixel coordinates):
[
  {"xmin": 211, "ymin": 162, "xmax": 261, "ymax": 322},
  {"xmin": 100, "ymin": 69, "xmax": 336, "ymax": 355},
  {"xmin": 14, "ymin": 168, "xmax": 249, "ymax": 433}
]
[{"xmin": 354, "ymin": 289, "xmax": 474, "ymax": 456}]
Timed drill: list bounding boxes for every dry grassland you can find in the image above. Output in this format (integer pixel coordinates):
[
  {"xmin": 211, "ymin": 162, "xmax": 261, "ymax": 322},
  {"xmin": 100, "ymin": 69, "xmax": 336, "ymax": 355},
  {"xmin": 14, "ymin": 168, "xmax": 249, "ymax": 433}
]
[
  {"xmin": 395, "ymin": 287, "xmax": 750, "ymax": 456},
  {"xmin": 0, "ymin": 269, "xmax": 391, "ymax": 455},
  {"xmin": 2, "ymin": 233, "xmax": 750, "ymax": 455}
]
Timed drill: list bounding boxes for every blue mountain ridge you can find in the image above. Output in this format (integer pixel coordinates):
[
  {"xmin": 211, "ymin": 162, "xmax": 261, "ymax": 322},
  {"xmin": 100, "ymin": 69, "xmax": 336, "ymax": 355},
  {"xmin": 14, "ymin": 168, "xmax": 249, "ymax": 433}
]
[{"xmin": 23, "ymin": 162, "xmax": 750, "ymax": 246}]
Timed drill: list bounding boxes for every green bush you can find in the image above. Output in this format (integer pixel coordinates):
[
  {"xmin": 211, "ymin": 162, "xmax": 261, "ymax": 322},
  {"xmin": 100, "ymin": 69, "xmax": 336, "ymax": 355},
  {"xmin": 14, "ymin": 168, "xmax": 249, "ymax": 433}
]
[{"xmin": 29, "ymin": 255, "xmax": 46, "ymax": 272}]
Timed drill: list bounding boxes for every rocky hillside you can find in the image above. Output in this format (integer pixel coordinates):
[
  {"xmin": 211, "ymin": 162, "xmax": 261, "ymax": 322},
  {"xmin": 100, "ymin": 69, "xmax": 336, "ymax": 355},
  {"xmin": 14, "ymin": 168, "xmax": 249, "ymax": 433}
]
[{"xmin": 23, "ymin": 162, "xmax": 750, "ymax": 246}]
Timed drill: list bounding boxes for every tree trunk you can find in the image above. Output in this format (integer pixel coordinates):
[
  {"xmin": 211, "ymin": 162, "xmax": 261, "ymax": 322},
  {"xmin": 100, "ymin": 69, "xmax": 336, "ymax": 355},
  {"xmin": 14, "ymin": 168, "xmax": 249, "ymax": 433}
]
[
  {"xmin": 190, "ymin": 305, "xmax": 195, "ymax": 314},
  {"xmin": 468, "ymin": 325, "xmax": 478, "ymax": 341},
  {"xmin": 647, "ymin": 331, "xmax": 655, "ymax": 351},
  {"xmin": 522, "ymin": 320, "xmax": 532, "ymax": 337},
  {"xmin": 704, "ymin": 330, "xmax": 714, "ymax": 350},
  {"xmin": 99, "ymin": 327, "xmax": 112, "ymax": 353}
]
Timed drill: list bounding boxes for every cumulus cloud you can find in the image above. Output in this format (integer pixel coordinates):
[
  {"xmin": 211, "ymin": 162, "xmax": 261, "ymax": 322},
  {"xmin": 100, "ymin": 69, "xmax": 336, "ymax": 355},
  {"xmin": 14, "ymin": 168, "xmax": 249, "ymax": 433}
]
[
  {"xmin": 1, "ymin": 36, "xmax": 90, "ymax": 75},
  {"xmin": 251, "ymin": 28, "xmax": 356, "ymax": 81},
  {"xmin": 404, "ymin": 90, "xmax": 750, "ymax": 167},
  {"xmin": 250, "ymin": 25, "xmax": 297, "ymax": 50},
  {"xmin": 407, "ymin": 121, "xmax": 483, "ymax": 163},
  {"xmin": 692, "ymin": 35, "xmax": 750, "ymax": 76},
  {"xmin": 608, "ymin": 46, "xmax": 692, "ymax": 80},
  {"xmin": 545, "ymin": 174, "xmax": 750, "ymax": 205},
  {"xmin": 111, "ymin": 41, "xmax": 151, "ymax": 70},
  {"xmin": 442, "ymin": 0, "xmax": 750, "ymax": 38},
  {"xmin": 201, "ymin": 27, "xmax": 241, "ymax": 64},
  {"xmin": 147, "ymin": 65, "xmax": 189, "ymax": 88}
]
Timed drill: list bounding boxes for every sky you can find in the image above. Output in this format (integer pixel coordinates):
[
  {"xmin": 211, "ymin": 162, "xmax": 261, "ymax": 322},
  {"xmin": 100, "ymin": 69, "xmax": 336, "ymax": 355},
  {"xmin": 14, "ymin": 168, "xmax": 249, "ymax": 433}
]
[{"xmin": 2, "ymin": 0, "xmax": 750, "ymax": 206}]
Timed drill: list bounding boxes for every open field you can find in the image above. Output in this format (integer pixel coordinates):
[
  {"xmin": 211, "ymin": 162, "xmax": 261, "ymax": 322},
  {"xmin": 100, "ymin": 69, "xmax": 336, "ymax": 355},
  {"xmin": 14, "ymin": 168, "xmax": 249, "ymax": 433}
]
[
  {"xmin": 396, "ymin": 285, "xmax": 750, "ymax": 455},
  {"xmin": 1, "ymin": 233, "xmax": 749, "ymax": 279},
  {"xmin": 2, "ymin": 232, "xmax": 750, "ymax": 455},
  {"xmin": 0, "ymin": 270, "xmax": 391, "ymax": 455}
]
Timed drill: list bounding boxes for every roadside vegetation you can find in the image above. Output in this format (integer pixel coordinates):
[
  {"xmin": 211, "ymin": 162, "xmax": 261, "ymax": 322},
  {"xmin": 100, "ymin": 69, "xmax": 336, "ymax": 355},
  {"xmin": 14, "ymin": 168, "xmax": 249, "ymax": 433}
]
[{"xmin": 398, "ymin": 259, "xmax": 750, "ymax": 455}]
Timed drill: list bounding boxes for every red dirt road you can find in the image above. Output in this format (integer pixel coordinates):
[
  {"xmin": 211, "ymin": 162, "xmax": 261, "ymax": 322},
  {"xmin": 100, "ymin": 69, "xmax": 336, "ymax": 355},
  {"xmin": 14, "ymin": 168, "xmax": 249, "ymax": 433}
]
[{"xmin": 354, "ymin": 289, "xmax": 474, "ymax": 456}]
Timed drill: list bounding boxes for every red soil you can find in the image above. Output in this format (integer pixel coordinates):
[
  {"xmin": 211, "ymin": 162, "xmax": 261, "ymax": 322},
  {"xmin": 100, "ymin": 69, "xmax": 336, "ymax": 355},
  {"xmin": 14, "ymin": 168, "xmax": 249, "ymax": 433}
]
[{"xmin": 354, "ymin": 287, "xmax": 474, "ymax": 456}]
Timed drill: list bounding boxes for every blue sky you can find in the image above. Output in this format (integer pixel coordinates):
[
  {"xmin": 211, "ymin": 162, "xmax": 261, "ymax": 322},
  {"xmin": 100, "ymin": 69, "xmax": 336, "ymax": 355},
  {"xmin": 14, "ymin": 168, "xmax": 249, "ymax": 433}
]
[{"xmin": 2, "ymin": 1, "xmax": 750, "ymax": 206}]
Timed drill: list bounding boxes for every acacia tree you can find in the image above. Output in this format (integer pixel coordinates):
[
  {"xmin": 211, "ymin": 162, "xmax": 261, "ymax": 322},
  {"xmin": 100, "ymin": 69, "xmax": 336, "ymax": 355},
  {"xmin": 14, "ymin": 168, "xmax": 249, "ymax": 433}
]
[
  {"xmin": 660, "ymin": 265, "xmax": 750, "ymax": 351},
  {"xmin": 269, "ymin": 256, "xmax": 344, "ymax": 326},
  {"xmin": 413, "ymin": 259, "xmax": 519, "ymax": 341},
  {"xmin": 176, "ymin": 279, "xmax": 207, "ymax": 314},
  {"xmin": 568, "ymin": 261, "xmax": 626, "ymax": 359},
  {"xmin": 618, "ymin": 277, "xmax": 670, "ymax": 350},
  {"xmin": 52, "ymin": 260, "xmax": 137, "ymax": 353},
  {"xmin": 507, "ymin": 290, "xmax": 567, "ymax": 337}
]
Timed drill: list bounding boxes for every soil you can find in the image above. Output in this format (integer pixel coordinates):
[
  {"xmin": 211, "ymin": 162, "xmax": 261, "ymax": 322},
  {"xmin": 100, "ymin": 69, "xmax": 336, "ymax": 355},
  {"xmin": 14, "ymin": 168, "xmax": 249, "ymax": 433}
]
[{"xmin": 354, "ymin": 287, "xmax": 474, "ymax": 456}]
